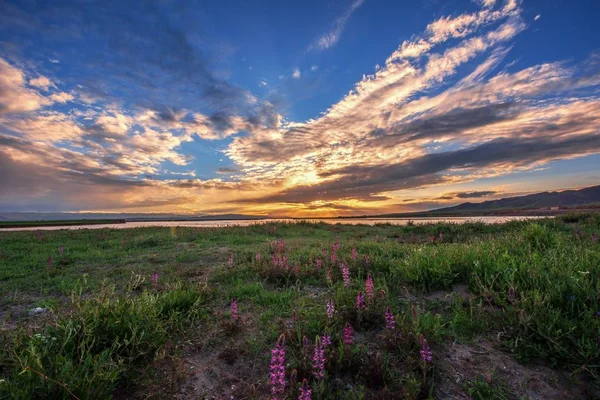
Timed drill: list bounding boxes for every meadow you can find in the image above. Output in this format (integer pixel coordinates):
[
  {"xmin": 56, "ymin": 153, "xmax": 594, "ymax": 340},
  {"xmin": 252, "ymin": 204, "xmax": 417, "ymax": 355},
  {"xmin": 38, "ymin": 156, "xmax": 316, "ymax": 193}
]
[{"xmin": 0, "ymin": 215, "xmax": 599, "ymax": 399}]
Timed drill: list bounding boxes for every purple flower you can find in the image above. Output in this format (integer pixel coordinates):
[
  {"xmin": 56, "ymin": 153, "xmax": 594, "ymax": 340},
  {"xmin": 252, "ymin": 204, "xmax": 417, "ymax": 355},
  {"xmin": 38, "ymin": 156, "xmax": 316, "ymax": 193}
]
[
  {"xmin": 322, "ymin": 333, "xmax": 332, "ymax": 347},
  {"xmin": 332, "ymin": 238, "xmax": 340, "ymax": 252},
  {"xmin": 355, "ymin": 291, "xmax": 365, "ymax": 310},
  {"xmin": 270, "ymin": 336, "xmax": 286, "ymax": 399},
  {"xmin": 341, "ymin": 263, "xmax": 350, "ymax": 287},
  {"xmin": 343, "ymin": 323, "xmax": 354, "ymax": 345},
  {"xmin": 365, "ymin": 273, "xmax": 374, "ymax": 301},
  {"xmin": 297, "ymin": 379, "xmax": 312, "ymax": 400},
  {"xmin": 303, "ymin": 335, "xmax": 310, "ymax": 347},
  {"xmin": 326, "ymin": 299, "xmax": 335, "ymax": 319},
  {"xmin": 152, "ymin": 272, "xmax": 159, "ymax": 286},
  {"xmin": 351, "ymin": 247, "xmax": 358, "ymax": 261},
  {"xmin": 312, "ymin": 337, "xmax": 326, "ymax": 380},
  {"xmin": 230, "ymin": 298, "xmax": 239, "ymax": 320},
  {"xmin": 385, "ymin": 307, "xmax": 395, "ymax": 330},
  {"xmin": 419, "ymin": 336, "xmax": 433, "ymax": 362}
]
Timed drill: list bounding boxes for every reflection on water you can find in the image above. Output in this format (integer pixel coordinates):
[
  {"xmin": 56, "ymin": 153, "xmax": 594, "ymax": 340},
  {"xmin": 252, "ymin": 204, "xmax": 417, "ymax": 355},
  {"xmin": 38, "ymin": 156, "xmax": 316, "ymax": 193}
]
[{"xmin": 0, "ymin": 216, "xmax": 543, "ymax": 231}]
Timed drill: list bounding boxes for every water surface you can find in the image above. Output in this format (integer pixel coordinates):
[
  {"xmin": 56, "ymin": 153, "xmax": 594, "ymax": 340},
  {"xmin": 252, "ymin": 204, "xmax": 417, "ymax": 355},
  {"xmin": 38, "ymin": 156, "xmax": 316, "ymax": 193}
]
[{"xmin": 0, "ymin": 216, "xmax": 543, "ymax": 231}]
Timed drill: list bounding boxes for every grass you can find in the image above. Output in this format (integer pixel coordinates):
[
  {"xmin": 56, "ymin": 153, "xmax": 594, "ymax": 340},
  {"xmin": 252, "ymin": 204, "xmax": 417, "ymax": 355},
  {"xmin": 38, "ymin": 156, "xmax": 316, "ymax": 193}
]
[{"xmin": 0, "ymin": 214, "xmax": 599, "ymax": 398}]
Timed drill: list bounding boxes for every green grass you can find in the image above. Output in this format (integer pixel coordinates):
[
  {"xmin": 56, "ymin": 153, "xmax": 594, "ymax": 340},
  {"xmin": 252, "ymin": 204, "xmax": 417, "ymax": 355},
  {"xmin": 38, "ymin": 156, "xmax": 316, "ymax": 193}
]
[{"xmin": 0, "ymin": 215, "xmax": 599, "ymax": 398}]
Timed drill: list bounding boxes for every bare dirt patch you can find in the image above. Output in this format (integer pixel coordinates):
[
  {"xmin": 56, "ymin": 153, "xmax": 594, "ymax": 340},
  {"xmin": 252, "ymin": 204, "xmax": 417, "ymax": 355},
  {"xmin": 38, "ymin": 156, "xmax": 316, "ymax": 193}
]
[{"xmin": 435, "ymin": 339, "xmax": 596, "ymax": 399}]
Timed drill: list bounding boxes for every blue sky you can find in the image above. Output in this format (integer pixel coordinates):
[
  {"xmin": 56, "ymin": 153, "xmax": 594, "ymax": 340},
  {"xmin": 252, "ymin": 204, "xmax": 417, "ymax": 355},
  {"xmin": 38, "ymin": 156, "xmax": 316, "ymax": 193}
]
[{"xmin": 0, "ymin": 0, "xmax": 599, "ymax": 215}]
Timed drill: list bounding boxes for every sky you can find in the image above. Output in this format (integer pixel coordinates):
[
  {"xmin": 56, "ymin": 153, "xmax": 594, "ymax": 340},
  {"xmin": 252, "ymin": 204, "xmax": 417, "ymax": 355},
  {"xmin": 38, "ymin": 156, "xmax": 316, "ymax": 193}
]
[{"xmin": 0, "ymin": 0, "xmax": 599, "ymax": 216}]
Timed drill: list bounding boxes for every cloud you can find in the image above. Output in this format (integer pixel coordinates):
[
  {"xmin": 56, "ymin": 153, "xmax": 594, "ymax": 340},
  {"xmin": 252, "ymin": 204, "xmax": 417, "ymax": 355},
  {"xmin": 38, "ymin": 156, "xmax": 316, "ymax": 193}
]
[
  {"xmin": 311, "ymin": 65, "xmax": 319, "ymax": 71},
  {"xmin": 29, "ymin": 75, "xmax": 56, "ymax": 91},
  {"xmin": 292, "ymin": 68, "xmax": 301, "ymax": 79},
  {"xmin": 534, "ymin": 14, "xmax": 541, "ymax": 21},
  {"xmin": 50, "ymin": 92, "xmax": 74, "ymax": 103},
  {"xmin": 309, "ymin": 0, "xmax": 365, "ymax": 51},
  {"xmin": 0, "ymin": 58, "xmax": 51, "ymax": 115},
  {"xmin": 217, "ymin": 167, "xmax": 240, "ymax": 175},
  {"xmin": 438, "ymin": 190, "xmax": 498, "ymax": 200}
]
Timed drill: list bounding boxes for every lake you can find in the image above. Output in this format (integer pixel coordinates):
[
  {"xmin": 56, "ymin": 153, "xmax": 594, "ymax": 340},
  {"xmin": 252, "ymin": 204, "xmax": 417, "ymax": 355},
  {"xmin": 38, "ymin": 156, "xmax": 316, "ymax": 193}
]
[{"xmin": 0, "ymin": 216, "xmax": 543, "ymax": 231}]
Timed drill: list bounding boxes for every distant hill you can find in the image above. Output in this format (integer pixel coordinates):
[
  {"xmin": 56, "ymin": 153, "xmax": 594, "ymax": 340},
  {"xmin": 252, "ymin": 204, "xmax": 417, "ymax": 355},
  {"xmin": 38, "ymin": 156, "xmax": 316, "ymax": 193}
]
[
  {"xmin": 434, "ymin": 185, "xmax": 600, "ymax": 214},
  {"xmin": 368, "ymin": 185, "xmax": 600, "ymax": 218}
]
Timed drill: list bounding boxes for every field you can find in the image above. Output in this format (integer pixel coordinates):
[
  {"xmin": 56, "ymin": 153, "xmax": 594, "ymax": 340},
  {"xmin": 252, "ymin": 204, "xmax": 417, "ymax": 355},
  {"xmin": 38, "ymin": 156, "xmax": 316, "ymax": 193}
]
[{"xmin": 0, "ymin": 215, "xmax": 599, "ymax": 399}]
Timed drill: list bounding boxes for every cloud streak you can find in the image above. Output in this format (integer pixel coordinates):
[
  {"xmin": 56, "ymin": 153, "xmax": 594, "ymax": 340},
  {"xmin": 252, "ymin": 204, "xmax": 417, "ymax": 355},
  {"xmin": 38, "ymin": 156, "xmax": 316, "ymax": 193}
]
[{"xmin": 309, "ymin": 0, "xmax": 365, "ymax": 51}]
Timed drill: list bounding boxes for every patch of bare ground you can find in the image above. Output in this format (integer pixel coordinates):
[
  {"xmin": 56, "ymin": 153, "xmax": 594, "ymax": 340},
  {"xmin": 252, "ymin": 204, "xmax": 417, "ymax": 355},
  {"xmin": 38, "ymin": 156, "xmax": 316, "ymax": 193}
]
[
  {"xmin": 138, "ymin": 311, "xmax": 268, "ymax": 400},
  {"xmin": 435, "ymin": 339, "xmax": 597, "ymax": 400}
]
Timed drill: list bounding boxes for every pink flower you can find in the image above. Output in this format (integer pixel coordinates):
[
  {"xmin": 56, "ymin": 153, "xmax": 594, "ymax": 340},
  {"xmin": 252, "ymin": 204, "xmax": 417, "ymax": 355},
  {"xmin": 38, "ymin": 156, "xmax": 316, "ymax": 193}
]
[
  {"xmin": 419, "ymin": 336, "xmax": 433, "ymax": 362},
  {"xmin": 365, "ymin": 273, "xmax": 374, "ymax": 301},
  {"xmin": 316, "ymin": 258, "xmax": 323, "ymax": 271},
  {"xmin": 351, "ymin": 247, "xmax": 358, "ymax": 261},
  {"xmin": 341, "ymin": 263, "xmax": 350, "ymax": 287},
  {"xmin": 355, "ymin": 291, "xmax": 365, "ymax": 310},
  {"xmin": 228, "ymin": 254, "xmax": 234, "ymax": 267},
  {"xmin": 330, "ymin": 252, "xmax": 336, "ymax": 264},
  {"xmin": 231, "ymin": 298, "xmax": 239, "ymax": 320},
  {"xmin": 385, "ymin": 307, "xmax": 395, "ymax": 330},
  {"xmin": 152, "ymin": 272, "xmax": 159, "ymax": 286},
  {"xmin": 297, "ymin": 379, "xmax": 311, "ymax": 400},
  {"xmin": 312, "ymin": 337, "xmax": 325, "ymax": 380},
  {"xmin": 270, "ymin": 336, "xmax": 286, "ymax": 399},
  {"xmin": 256, "ymin": 253, "xmax": 261, "ymax": 262},
  {"xmin": 322, "ymin": 333, "xmax": 332, "ymax": 347},
  {"xmin": 326, "ymin": 299, "xmax": 335, "ymax": 319},
  {"xmin": 343, "ymin": 323, "xmax": 353, "ymax": 345}
]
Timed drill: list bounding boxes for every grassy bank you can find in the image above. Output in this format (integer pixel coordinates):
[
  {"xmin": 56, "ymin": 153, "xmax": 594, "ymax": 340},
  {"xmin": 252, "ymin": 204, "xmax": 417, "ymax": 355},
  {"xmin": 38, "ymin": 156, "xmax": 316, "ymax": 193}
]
[{"xmin": 0, "ymin": 215, "xmax": 599, "ymax": 399}]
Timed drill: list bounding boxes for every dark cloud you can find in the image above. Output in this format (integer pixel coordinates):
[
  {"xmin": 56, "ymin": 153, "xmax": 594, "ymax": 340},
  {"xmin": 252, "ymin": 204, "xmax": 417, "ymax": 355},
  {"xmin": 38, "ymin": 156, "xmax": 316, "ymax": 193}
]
[
  {"xmin": 217, "ymin": 167, "xmax": 239, "ymax": 175},
  {"xmin": 455, "ymin": 190, "xmax": 497, "ymax": 199}
]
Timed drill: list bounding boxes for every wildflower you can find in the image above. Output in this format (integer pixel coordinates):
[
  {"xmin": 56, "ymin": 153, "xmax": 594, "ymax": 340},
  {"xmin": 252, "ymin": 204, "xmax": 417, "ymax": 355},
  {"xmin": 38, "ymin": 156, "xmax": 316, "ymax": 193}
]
[
  {"xmin": 341, "ymin": 263, "xmax": 350, "ymax": 287},
  {"xmin": 312, "ymin": 337, "xmax": 325, "ymax": 380},
  {"xmin": 419, "ymin": 335, "xmax": 433, "ymax": 362},
  {"xmin": 47, "ymin": 256, "xmax": 53, "ymax": 271},
  {"xmin": 385, "ymin": 307, "xmax": 395, "ymax": 330},
  {"xmin": 270, "ymin": 336, "xmax": 286, "ymax": 399},
  {"xmin": 322, "ymin": 333, "xmax": 332, "ymax": 347},
  {"xmin": 326, "ymin": 299, "xmax": 335, "ymax": 319},
  {"xmin": 58, "ymin": 245, "xmax": 64, "ymax": 255},
  {"xmin": 365, "ymin": 272, "xmax": 374, "ymax": 301},
  {"xmin": 256, "ymin": 253, "xmax": 261, "ymax": 262},
  {"xmin": 322, "ymin": 248, "xmax": 327, "ymax": 258},
  {"xmin": 330, "ymin": 252, "xmax": 336, "ymax": 264},
  {"xmin": 298, "ymin": 379, "xmax": 312, "ymax": 400},
  {"xmin": 508, "ymin": 287, "xmax": 516, "ymax": 302},
  {"xmin": 231, "ymin": 298, "xmax": 239, "ymax": 320},
  {"xmin": 152, "ymin": 272, "xmax": 159, "ymax": 286},
  {"xmin": 228, "ymin": 254, "xmax": 234, "ymax": 267},
  {"xmin": 333, "ymin": 238, "xmax": 340, "ymax": 252},
  {"xmin": 343, "ymin": 323, "xmax": 354, "ymax": 345},
  {"xmin": 355, "ymin": 291, "xmax": 365, "ymax": 310},
  {"xmin": 316, "ymin": 258, "xmax": 323, "ymax": 271},
  {"xmin": 303, "ymin": 336, "xmax": 310, "ymax": 347},
  {"xmin": 351, "ymin": 247, "xmax": 358, "ymax": 261}
]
